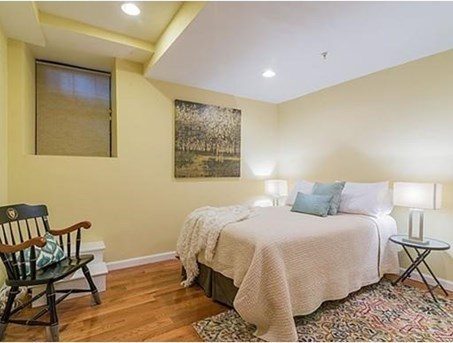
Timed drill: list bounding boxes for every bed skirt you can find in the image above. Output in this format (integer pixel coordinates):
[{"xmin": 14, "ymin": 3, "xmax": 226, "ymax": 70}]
[{"xmin": 182, "ymin": 263, "xmax": 238, "ymax": 308}]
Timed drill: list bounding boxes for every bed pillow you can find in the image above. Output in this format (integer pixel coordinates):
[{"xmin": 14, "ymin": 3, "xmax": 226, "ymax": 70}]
[
  {"xmin": 286, "ymin": 180, "xmax": 314, "ymax": 205},
  {"xmin": 291, "ymin": 193, "xmax": 333, "ymax": 217},
  {"xmin": 381, "ymin": 189, "xmax": 394, "ymax": 215},
  {"xmin": 312, "ymin": 182, "xmax": 345, "ymax": 215},
  {"xmin": 338, "ymin": 181, "xmax": 392, "ymax": 217}
]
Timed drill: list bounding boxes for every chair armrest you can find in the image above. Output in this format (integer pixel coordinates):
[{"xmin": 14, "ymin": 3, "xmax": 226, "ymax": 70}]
[
  {"xmin": 0, "ymin": 237, "xmax": 47, "ymax": 254},
  {"xmin": 49, "ymin": 221, "xmax": 92, "ymax": 236}
]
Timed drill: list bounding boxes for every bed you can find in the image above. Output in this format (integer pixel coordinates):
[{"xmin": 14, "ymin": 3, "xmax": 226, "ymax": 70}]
[{"xmin": 190, "ymin": 205, "xmax": 399, "ymax": 341}]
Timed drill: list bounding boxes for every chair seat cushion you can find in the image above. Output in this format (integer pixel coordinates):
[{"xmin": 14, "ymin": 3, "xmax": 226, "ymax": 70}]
[{"xmin": 7, "ymin": 254, "xmax": 94, "ymax": 286}]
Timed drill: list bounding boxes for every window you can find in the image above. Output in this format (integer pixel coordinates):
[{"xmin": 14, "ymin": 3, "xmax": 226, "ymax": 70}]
[{"xmin": 36, "ymin": 61, "xmax": 112, "ymax": 157}]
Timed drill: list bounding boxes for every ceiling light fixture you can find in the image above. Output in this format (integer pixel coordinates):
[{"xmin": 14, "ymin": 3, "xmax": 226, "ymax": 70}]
[
  {"xmin": 262, "ymin": 69, "xmax": 276, "ymax": 78},
  {"xmin": 121, "ymin": 3, "xmax": 141, "ymax": 16}
]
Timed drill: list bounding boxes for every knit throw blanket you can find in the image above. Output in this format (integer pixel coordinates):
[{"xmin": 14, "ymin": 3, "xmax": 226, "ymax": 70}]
[{"xmin": 177, "ymin": 205, "xmax": 255, "ymax": 287}]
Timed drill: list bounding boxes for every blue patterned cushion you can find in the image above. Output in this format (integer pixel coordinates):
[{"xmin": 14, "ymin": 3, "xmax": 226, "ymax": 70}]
[
  {"xmin": 36, "ymin": 233, "xmax": 66, "ymax": 269},
  {"xmin": 312, "ymin": 182, "xmax": 346, "ymax": 215},
  {"xmin": 291, "ymin": 193, "xmax": 333, "ymax": 217},
  {"xmin": 20, "ymin": 233, "xmax": 66, "ymax": 275}
]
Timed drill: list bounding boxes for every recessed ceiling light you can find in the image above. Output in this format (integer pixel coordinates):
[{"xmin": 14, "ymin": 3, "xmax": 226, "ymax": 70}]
[
  {"xmin": 121, "ymin": 3, "xmax": 140, "ymax": 16},
  {"xmin": 262, "ymin": 69, "xmax": 276, "ymax": 78}
]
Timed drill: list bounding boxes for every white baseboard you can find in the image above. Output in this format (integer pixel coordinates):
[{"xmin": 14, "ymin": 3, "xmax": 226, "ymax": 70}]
[
  {"xmin": 399, "ymin": 267, "xmax": 453, "ymax": 292},
  {"xmin": 107, "ymin": 251, "xmax": 176, "ymax": 271}
]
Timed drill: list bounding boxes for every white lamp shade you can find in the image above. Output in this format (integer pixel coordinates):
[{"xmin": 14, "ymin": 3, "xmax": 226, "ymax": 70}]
[
  {"xmin": 265, "ymin": 179, "xmax": 288, "ymax": 197},
  {"xmin": 393, "ymin": 182, "xmax": 442, "ymax": 210}
]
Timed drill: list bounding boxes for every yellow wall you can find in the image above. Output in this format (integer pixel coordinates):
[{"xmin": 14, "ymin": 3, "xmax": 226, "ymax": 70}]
[
  {"xmin": 278, "ymin": 50, "xmax": 453, "ymax": 281},
  {"xmin": 0, "ymin": 28, "xmax": 7, "ymax": 204},
  {"xmin": 7, "ymin": 50, "xmax": 279, "ymax": 262},
  {"xmin": 4, "ymin": 38, "xmax": 452, "ymax": 282}
]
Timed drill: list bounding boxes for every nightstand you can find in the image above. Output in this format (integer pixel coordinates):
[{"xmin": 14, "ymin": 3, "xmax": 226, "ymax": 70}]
[{"xmin": 390, "ymin": 234, "xmax": 450, "ymax": 302}]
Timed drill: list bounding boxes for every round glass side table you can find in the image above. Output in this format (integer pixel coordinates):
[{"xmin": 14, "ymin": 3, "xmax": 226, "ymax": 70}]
[{"xmin": 389, "ymin": 234, "xmax": 450, "ymax": 302}]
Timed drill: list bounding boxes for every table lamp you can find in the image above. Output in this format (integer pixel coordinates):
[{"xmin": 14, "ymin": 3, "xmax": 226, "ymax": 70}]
[
  {"xmin": 265, "ymin": 180, "xmax": 288, "ymax": 206},
  {"xmin": 393, "ymin": 182, "xmax": 442, "ymax": 244}
]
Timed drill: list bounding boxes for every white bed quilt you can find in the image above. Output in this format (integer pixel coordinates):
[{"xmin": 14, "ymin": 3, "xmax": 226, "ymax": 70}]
[{"xmin": 197, "ymin": 206, "xmax": 399, "ymax": 341}]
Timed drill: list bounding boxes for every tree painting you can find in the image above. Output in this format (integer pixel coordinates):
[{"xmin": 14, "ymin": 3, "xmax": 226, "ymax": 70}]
[{"xmin": 175, "ymin": 99, "xmax": 241, "ymax": 178}]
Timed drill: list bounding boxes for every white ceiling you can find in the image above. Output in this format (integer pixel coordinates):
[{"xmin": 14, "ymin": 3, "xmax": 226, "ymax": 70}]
[
  {"xmin": 0, "ymin": 1, "xmax": 182, "ymax": 71},
  {"xmin": 37, "ymin": 1, "xmax": 182, "ymax": 42},
  {"xmin": 0, "ymin": 2, "xmax": 45, "ymax": 46},
  {"xmin": 1, "ymin": 1, "xmax": 452, "ymax": 100},
  {"xmin": 149, "ymin": 2, "xmax": 453, "ymax": 103}
]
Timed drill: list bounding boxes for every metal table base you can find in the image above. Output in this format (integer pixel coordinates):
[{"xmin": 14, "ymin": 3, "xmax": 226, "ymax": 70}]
[{"xmin": 392, "ymin": 245, "xmax": 449, "ymax": 302}]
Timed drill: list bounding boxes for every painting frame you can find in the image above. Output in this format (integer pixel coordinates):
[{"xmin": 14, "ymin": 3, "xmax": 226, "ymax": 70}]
[{"xmin": 174, "ymin": 99, "xmax": 241, "ymax": 178}]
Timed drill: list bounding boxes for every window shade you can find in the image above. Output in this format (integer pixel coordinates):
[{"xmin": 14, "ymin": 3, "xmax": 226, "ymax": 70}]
[{"xmin": 36, "ymin": 62, "xmax": 111, "ymax": 157}]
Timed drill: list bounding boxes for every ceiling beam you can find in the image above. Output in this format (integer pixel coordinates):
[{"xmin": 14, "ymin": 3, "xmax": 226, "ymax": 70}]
[
  {"xmin": 143, "ymin": 1, "xmax": 206, "ymax": 76},
  {"xmin": 39, "ymin": 11, "xmax": 155, "ymax": 54},
  {"xmin": 0, "ymin": 2, "xmax": 46, "ymax": 46}
]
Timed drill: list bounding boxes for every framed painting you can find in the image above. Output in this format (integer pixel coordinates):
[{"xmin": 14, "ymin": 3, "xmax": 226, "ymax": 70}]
[{"xmin": 175, "ymin": 99, "xmax": 241, "ymax": 178}]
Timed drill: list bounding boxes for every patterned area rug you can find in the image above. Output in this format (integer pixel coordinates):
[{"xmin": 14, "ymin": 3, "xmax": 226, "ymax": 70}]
[{"xmin": 193, "ymin": 280, "xmax": 453, "ymax": 342}]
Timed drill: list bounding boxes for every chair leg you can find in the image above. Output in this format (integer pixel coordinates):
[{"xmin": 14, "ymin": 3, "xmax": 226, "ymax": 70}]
[
  {"xmin": 45, "ymin": 283, "xmax": 59, "ymax": 342},
  {"xmin": 82, "ymin": 265, "xmax": 101, "ymax": 305},
  {"xmin": 0, "ymin": 286, "xmax": 19, "ymax": 341}
]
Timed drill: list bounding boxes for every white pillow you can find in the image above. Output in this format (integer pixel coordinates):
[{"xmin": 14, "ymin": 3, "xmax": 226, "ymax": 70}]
[
  {"xmin": 286, "ymin": 180, "xmax": 314, "ymax": 205},
  {"xmin": 338, "ymin": 181, "xmax": 393, "ymax": 217}
]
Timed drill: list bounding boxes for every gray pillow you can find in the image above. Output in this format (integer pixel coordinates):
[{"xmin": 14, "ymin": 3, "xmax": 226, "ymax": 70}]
[
  {"xmin": 291, "ymin": 193, "xmax": 333, "ymax": 217},
  {"xmin": 312, "ymin": 182, "xmax": 346, "ymax": 215}
]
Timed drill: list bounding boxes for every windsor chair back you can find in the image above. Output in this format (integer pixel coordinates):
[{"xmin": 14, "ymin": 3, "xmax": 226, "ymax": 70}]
[{"xmin": 0, "ymin": 204, "xmax": 101, "ymax": 341}]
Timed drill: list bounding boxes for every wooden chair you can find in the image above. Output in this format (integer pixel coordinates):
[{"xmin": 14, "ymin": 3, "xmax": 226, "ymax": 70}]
[{"xmin": 0, "ymin": 204, "xmax": 101, "ymax": 341}]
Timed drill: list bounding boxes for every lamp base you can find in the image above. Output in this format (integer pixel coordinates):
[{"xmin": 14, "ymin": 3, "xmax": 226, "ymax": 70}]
[
  {"xmin": 402, "ymin": 237, "xmax": 430, "ymax": 245},
  {"xmin": 407, "ymin": 209, "xmax": 427, "ymax": 244}
]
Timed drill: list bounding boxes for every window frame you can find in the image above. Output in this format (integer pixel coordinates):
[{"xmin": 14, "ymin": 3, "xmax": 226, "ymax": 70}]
[{"xmin": 35, "ymin": 59, "xmax": 113, "ymax": 157}]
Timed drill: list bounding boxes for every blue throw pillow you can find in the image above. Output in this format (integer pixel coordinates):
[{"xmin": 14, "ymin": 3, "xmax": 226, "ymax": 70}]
[
  {"xmin": 291, "ymin": 193, "xmax": 333, "ymax": 217},
  {"xmin": 19, "ymin": 232, "xmax": 66, "ymax": 276},
  {"xmin": 312, "ymin": 182, "xmax": 346, "ymax": 215},
  {"xmin": 35, "ymin": 232, "xmax": 66, "ymax": 269}
]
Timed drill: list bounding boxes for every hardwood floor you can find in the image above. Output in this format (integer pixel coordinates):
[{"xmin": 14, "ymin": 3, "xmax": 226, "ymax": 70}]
[
  {"xmin": 5, "ymin": 260, "xmax": 227, "ymax": 342},
  {"xmin": 5, "ymin": 259, "xmax": 450, "ymax": 341}
]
